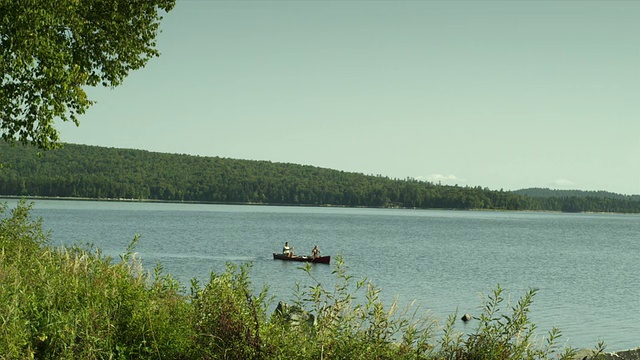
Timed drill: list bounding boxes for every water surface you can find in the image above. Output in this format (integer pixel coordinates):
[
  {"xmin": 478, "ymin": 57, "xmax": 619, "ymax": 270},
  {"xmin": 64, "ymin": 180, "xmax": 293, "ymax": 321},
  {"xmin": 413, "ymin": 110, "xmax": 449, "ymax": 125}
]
[{"xmin": 5, "ymin": 198, "xmax": 638, "ymax": 351}]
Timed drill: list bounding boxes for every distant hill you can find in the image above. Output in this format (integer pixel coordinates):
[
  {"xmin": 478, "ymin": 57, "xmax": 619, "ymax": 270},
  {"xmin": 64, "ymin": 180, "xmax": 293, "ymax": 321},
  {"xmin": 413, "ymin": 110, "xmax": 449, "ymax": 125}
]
[
  {"xmin": 513, "ymin": 188, "xmax": 640, "ymax": 201},
  {"xmin": 1, "ymin": 141, "xmax": 639, "ymax": 213}
]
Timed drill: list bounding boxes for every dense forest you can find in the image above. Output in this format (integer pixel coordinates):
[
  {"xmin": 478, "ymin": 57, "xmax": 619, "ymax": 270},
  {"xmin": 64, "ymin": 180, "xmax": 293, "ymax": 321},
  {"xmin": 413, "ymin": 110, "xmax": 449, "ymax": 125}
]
[
  {"xmin": 514, "ymin": 187, "xmax": 640, "ymax": 201},
  {"xmin": 1, "ymin": 141, "xmax": 639, "ymax": 213}
]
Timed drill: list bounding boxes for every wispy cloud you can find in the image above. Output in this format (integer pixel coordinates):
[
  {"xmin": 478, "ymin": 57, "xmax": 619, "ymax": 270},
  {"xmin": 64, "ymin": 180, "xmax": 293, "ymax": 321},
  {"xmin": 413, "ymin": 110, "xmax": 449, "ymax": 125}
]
[
  {"xmin": 548, "ymin": 178, "xmax": 576, "ymax": 188},
  {"xmin": 420, "ymin": 174, "xmax": 464, "ymax": 184}
]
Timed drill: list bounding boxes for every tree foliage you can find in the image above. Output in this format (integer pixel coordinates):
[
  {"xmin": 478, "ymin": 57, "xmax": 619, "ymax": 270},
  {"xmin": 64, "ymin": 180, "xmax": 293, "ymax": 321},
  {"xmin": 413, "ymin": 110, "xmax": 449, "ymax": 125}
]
[
  {"xmin": 0, "ymin": 0, "xmax": 176, "ymax": 150},
  {"xmin": 514, "ymin": 187, "xmax": 640, "ymax": 202},
  {"xmin": 2, "ymin": 141, "xmax": 639, "ymax": 213}
]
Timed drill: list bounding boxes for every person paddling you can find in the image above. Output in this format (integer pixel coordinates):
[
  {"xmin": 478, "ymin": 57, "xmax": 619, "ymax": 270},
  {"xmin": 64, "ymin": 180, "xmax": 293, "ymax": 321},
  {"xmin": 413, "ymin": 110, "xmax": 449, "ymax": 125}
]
[
  {"xmin": 283, "ymin": 242, "xmax": 294, "ymax": 257},
  {"xmin": 311, "ymin": 245, "xmax": 320, "ymax": 259}
]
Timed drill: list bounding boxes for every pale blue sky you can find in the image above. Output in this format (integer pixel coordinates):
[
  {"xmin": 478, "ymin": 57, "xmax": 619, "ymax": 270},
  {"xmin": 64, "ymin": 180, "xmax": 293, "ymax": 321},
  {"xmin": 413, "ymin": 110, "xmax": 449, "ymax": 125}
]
[{"xmin": 58, "ymin": 1, "xmax": 640, "ymax": 195}]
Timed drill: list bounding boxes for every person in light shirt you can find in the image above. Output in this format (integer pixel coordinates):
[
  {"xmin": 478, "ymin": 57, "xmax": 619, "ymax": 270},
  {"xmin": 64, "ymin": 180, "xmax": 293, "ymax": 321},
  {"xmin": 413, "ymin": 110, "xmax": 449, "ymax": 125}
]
[{"xmin": 283, "ymin": 242, "xmax": 294, "ymax": 257}]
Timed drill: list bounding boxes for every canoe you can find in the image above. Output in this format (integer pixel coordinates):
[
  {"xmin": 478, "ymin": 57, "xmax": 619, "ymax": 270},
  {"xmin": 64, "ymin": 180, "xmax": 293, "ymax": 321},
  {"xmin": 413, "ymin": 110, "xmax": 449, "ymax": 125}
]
[{"xmin": 273, "ymin": 253, "xmax": 331, "ymax": 264}]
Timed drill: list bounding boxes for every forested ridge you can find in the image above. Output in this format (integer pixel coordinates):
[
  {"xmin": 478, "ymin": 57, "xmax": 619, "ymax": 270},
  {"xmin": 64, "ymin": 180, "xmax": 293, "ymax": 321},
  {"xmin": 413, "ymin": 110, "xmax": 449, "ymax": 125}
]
[
  {"xmin": 1, "ymin": 141, "xmax": 639, "ymax": 213},
  {"xmin": 514, "ymin": 187, "xmax": 640, "ymax": 201}
]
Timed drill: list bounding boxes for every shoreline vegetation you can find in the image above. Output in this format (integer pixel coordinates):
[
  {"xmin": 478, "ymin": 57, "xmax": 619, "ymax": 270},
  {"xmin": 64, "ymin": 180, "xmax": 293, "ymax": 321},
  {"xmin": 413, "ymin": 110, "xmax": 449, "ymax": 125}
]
[
  {"xmin": 1, "ymin": 195, "xmax": 638, "ymax": 218},
  {"xmin": 1, "ymin": 199, "xmax": 621, "ymax": 359},
  {"xmin": 1, "ymin": 141, "xmax": 639, "ymax": 214}
]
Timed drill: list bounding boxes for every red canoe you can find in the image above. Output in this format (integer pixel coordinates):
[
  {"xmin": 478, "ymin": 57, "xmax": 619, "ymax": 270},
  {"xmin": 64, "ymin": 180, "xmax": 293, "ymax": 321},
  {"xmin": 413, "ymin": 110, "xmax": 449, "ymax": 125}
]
[{"xmin": 273, "ymin": 253, "xmax": 331, "ymax": 264}]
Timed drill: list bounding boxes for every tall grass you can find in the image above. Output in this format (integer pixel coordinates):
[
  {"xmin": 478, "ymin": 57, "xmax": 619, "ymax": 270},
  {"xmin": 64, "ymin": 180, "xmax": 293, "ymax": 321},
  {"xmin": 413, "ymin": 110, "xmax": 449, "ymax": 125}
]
[
  {"xmin": 1, "ymin": 200, "xmax": 605, "ymax": 359},
  {"xmin": 1, "ymin": 201, "xmax": 195, "ymax": 359}
]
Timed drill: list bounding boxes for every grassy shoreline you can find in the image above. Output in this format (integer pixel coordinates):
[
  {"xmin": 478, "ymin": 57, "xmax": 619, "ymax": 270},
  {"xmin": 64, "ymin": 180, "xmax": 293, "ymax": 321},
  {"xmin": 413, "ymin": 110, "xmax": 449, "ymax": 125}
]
[{"xmin": 2, "ymin": 199, "xmax": 611, "ymax": 359}]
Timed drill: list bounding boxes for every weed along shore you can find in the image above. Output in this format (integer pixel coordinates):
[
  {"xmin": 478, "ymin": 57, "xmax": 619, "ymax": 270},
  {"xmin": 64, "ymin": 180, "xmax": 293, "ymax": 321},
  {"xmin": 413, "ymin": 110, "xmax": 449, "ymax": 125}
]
[{"xmin": 1, "ymin": 199, "xmax": 634, "ymax": 359}]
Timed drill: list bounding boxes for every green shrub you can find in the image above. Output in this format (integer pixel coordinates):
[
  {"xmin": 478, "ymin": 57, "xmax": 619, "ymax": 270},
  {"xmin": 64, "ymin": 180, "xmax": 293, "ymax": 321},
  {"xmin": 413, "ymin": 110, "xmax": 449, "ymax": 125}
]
[
  {"xmin": 438, "ymin": 285, "xmax": 577, "ymax": 360},
  {"xmin": 262, "ymin": 257, "xmax": 436, "ymax": 360},
  {"xmin": 189, "ymin": 262, "xmax": 269, "ymax": 359},
  {"xmin": 0, "ymin": 200, "xmax": 194, "ymax": 359}
]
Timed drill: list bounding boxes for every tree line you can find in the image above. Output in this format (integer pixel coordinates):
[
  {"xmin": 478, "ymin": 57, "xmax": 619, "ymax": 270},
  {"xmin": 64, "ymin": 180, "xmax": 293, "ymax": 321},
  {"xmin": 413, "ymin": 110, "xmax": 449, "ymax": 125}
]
[
  {"xmin": 514, "ymin": 187, "xmax": 640, "ymax": 201},
  {"xmin": 1, "ymin": 141, "xmax": 639, "ymax": 213}
]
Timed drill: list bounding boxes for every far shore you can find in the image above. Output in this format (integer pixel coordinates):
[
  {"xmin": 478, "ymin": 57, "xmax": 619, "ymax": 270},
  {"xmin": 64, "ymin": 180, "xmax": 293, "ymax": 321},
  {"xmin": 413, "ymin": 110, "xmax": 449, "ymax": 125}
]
[{"xmin": 3, "ymin": 195, "xmax": 637, "ymax": 216}]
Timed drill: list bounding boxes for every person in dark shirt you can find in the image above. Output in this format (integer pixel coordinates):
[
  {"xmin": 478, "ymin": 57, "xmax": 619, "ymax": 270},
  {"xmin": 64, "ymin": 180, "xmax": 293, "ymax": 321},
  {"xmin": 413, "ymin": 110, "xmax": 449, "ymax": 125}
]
[{"xmin": 311, "ymin": 245, "xmax": 320, "ymax": 259}]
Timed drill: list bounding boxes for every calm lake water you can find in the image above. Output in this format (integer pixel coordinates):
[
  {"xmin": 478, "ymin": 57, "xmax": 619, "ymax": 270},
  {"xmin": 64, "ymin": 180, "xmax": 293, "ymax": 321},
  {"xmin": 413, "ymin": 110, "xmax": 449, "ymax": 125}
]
[{"xmin": 4, "ymin": 198, "xmax": 639, "ymax": 351}]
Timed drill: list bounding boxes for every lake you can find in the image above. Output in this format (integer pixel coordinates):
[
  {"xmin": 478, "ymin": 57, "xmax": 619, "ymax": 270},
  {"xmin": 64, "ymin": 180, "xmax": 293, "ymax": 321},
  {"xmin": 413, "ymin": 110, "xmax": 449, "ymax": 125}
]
[{"xmin": 3, "ymin": 198, "xmax": 639, "ymax": 351}]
